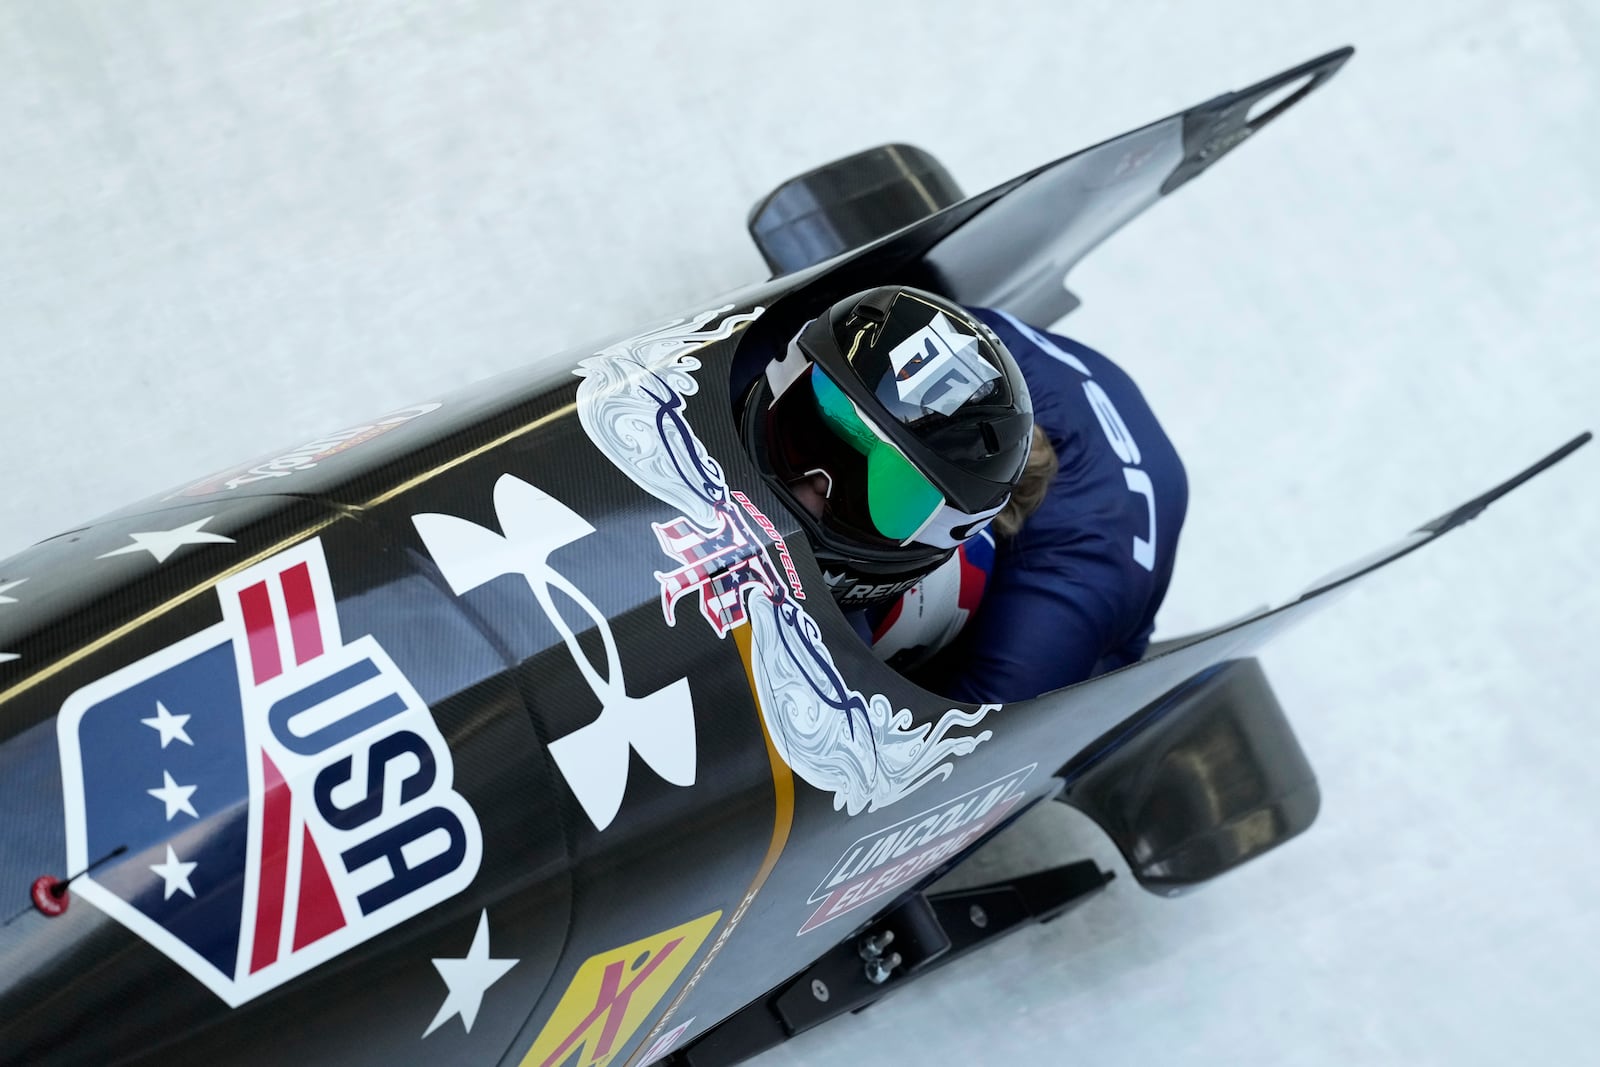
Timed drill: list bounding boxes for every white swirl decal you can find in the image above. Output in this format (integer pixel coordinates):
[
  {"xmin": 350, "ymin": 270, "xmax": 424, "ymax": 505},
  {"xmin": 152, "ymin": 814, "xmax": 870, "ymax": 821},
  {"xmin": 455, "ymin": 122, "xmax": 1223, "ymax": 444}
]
[{"xmin": 575, "ymin": 305, "xmax": 996, "ymax": 815}]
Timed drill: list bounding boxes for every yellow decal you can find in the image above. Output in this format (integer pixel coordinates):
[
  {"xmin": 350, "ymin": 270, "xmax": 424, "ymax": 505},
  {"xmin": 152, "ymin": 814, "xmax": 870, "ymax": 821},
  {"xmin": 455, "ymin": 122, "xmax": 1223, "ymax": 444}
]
[
  {"xmin": 520, "ymin": 911, "xmax": 722, "ymax": 1067},
  {"xmin": 621, "ymin": 624, "xmax": 796, "ymax": 1066}
]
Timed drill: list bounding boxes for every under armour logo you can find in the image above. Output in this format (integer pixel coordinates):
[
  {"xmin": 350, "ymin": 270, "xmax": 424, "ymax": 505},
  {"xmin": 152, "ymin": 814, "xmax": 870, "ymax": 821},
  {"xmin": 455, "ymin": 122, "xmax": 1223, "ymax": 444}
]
[{"xmin": 413, "ymin": 475, "xmax": 696, "ymax": 831}]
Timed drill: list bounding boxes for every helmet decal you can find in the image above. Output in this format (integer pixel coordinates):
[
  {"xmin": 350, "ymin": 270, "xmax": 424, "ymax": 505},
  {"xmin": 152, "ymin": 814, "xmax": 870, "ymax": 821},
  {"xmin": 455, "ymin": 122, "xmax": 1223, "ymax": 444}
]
[{"xmin": 887, "ymin": 312, "xmax": 1000, "ymax": 416}]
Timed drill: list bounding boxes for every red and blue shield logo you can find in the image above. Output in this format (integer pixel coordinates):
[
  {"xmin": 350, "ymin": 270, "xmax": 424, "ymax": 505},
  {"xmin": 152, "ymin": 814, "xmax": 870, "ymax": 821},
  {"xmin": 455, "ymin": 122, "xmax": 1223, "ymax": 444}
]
[{"xmin": 57, "ymin": 538, "xmax": 481, "ymax": 1006}]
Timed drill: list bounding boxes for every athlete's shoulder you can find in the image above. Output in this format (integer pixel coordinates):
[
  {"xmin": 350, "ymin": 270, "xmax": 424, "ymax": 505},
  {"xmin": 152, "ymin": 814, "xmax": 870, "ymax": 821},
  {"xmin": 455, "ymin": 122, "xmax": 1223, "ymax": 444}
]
[{"xmin": 968, "ymin": 307, "xmax": 1105, "ymax": 375}]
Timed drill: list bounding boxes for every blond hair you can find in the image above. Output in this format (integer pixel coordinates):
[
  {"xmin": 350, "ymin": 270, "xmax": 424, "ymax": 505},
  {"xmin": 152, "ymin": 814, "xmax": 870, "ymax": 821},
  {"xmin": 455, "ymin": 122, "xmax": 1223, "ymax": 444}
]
[{"xmin": 991, "ymin": 425, "xmax": 1057, "ymax": 538}]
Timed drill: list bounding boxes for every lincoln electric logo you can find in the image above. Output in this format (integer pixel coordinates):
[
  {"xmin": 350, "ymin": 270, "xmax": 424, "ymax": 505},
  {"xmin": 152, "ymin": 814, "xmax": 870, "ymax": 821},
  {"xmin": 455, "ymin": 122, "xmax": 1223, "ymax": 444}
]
[
  {"xmin": 798, "ymin": 764, "xmax": 1035, "ymax": 935},
  {"xmin": 57, "ymin": 539, "xmax": 482, "ymax": 1006}
]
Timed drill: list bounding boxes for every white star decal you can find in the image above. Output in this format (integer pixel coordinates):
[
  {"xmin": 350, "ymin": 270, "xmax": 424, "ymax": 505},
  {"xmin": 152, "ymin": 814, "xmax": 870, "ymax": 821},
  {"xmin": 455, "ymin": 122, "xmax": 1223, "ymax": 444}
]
[
  {"xmin": 150, "ymin": 844, "xmax": 198, "ymax": 900},
  {"xmin": 0, "ymin": 580, "xmax": 21, "ymax": 662},
  {"xmin": 423, "ymin": 910, "xmax": 519, "ymax": 1038},
  {"xmin": 148, "ymin": 770, "xmax": 199, "ymax": 820},
  {"xmin": 140, "ymin": 702, "xmax": 194, "ymax": 748},
  {"xmin": 97, "ymin": 517, "xmax": 235, "ymax": 564}
]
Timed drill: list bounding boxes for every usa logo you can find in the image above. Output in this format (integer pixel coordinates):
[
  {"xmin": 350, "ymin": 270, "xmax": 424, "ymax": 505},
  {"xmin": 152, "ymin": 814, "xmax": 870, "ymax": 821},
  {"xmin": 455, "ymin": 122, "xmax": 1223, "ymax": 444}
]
[{"xmin": 57, "ymin": 538, "xmax": 482, "ymax": 1006}]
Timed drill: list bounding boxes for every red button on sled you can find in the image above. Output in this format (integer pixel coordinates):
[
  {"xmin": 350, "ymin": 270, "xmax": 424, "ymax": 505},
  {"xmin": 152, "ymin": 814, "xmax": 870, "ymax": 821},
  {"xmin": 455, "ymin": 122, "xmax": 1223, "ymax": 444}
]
[{"xmin": 31, "ymin": 875, "xmax": 68, "ymax": 917}]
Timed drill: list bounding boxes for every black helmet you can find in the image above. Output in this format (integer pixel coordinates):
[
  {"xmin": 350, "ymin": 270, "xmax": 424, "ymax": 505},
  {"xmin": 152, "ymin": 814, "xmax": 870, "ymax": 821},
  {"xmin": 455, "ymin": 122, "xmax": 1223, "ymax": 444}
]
[{"xmin": 742, "ymin": 286, "xmax": 1033, "ymax": 609}]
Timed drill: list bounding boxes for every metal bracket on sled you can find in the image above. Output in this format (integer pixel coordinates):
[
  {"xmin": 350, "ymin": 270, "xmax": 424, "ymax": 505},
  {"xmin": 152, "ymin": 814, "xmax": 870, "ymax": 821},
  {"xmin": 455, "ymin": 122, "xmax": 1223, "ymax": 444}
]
[{"xmin": 664, "ymin": 860, "xmax": 1115, "ymax": 1067}]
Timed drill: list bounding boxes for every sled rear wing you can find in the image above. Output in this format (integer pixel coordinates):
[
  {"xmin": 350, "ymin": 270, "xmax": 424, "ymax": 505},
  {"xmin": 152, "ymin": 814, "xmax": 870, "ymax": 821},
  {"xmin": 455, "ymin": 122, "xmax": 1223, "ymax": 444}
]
[
  {"xmin": 749, "ymin": 50, "xmax": 1355, "ymax": 325},
  {"xmin": 916, "ymin": 48, "xmax": 1354, "ymax": 323}
]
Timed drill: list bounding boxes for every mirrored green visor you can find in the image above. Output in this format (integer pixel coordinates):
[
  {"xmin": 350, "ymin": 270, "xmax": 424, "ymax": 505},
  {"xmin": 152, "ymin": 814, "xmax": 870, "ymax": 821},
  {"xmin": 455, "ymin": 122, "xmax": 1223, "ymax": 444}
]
[{"xmin": 809, "ymin": 365, "xmax": 945, "ymax": 542}]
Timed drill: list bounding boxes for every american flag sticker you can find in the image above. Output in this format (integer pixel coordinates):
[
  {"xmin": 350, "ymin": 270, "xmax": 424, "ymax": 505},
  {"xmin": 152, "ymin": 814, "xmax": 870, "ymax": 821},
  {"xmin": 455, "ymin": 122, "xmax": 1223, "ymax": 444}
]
[
  {"xmin": 651, "ymin": 511, "xmax": 770, "ymax": 638},
  {"xmin": 57, "ymin": 538, "xmax": 482, "ymax": 1006}
]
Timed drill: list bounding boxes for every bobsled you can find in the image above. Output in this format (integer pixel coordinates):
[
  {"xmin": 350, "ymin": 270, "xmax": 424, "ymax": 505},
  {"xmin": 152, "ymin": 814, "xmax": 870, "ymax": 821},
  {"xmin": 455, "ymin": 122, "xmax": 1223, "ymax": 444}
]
[{"xmin": 0, "ymin": 47, "xmax": 1588, "ymax": 1066}]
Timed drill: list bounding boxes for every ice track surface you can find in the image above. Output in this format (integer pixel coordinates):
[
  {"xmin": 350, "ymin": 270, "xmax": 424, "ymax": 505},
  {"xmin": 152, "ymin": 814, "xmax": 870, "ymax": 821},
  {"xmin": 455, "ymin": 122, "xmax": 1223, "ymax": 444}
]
[{"xmin": 1, "ymin": 2, "xmax": 1596, "ymax": 1064}]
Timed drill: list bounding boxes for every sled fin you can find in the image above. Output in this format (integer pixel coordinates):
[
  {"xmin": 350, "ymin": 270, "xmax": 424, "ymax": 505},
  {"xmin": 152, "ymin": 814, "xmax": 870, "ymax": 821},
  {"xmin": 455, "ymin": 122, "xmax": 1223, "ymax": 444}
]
[
  {"xmin": 911, "ymin": 48, "xmax": 1355, "ymax": 324},
  {"xmin": 1298, "ymin": 432, "xmax": 1592, "ymax": 598},
  {"xmin": 1417, "ymin": 431, "xmax": 1592, "ymax": 535}
]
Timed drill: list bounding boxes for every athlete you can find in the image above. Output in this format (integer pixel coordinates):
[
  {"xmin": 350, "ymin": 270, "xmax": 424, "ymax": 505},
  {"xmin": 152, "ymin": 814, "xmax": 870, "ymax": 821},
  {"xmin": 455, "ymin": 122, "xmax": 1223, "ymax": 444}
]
[{"xmin": 740, "ymin": 285, "xmax": 1187, "ymax": 704}]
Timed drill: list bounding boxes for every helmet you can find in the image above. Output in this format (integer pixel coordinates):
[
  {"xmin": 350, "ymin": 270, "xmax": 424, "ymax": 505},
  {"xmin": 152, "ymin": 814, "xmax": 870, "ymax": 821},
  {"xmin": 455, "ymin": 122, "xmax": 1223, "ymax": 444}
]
[{"xmin": 741, "ymin": 286, "xmax": 1033, "ymax": 610}]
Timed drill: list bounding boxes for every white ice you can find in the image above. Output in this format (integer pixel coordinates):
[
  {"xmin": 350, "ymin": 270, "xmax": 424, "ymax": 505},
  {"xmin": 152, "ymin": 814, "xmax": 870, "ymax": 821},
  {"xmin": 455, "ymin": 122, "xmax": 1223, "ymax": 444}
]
[{"xmin": 1, "ymin": 2, "xmax": 1595, "ymax": 1064}]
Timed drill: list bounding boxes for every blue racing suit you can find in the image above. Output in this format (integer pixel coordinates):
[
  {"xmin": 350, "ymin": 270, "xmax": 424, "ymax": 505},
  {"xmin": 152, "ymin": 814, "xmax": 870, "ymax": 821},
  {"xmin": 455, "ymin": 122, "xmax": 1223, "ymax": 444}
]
[{"xmin": 908, "ymin": 309, "xmax": 1188, "ymax": 704}]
